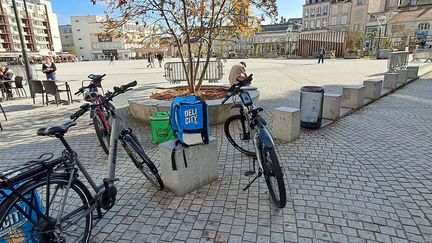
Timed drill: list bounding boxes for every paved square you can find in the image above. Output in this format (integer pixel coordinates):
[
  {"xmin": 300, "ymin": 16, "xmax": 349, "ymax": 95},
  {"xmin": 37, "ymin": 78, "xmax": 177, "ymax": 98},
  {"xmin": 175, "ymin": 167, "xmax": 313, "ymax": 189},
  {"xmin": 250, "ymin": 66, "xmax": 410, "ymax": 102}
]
[{"xmin": 0, "ymin": 58, "xmax": 431, "ymax": 242}]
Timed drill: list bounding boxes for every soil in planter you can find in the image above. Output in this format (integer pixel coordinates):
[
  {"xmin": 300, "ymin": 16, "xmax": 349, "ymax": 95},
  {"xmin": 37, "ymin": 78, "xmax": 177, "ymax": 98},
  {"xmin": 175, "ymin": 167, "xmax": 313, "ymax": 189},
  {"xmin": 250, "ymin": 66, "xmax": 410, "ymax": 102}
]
[{"xmin": 150, "ymin": 87, "xmax": 228, "ymax": 101}]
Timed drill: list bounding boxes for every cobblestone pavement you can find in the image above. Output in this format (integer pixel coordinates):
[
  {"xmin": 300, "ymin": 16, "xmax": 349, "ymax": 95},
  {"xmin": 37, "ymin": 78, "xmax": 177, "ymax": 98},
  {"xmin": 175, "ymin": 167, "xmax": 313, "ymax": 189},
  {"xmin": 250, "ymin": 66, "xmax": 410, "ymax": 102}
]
[{"xmin": 1, "ymin": 65, "xmax": 432, "ymax": 242}]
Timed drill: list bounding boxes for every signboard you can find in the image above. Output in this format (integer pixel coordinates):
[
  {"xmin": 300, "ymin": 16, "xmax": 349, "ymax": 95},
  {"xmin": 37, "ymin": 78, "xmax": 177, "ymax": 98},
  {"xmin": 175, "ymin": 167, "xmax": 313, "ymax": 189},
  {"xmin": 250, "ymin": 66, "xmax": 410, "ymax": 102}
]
[
  {"xmin": 102, "ymin": 49, "xmax": 117, "ymax": 56},
  {"xmin": 98, "ymin": 34, "xmax": 112, "ymax": 42}
]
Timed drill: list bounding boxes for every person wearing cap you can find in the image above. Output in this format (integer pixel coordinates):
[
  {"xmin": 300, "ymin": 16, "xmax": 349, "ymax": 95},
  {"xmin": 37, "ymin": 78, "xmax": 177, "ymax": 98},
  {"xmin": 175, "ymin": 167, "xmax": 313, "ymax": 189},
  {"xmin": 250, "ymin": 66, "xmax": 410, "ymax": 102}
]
[{"xmin": 229, "ymin": 61, "xmax": 247, "ymax": 85}]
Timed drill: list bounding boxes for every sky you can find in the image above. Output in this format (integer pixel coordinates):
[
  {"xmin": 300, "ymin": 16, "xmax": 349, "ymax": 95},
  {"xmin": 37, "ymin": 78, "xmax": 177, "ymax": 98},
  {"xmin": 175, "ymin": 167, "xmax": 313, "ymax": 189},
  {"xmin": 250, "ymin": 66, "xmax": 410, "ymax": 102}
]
[{"xmin": 51, "ymin": 0, "xmax": 304, "ymax": 25}]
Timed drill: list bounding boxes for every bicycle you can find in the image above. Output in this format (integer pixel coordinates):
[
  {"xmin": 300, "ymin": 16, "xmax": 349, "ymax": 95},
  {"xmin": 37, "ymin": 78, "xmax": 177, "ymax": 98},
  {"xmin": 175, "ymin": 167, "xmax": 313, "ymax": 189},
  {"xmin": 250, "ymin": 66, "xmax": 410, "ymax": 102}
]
[
  {"xmin": 221, "ymin": 75, "xmax": 286, "ymax": 208},
  {"xmin": 75, "ymin": 74, "xmax": 110, "ymax": 154},
  {"xmin": 0, "ymin": 81, "xmax": 164, "ymax": 242}
]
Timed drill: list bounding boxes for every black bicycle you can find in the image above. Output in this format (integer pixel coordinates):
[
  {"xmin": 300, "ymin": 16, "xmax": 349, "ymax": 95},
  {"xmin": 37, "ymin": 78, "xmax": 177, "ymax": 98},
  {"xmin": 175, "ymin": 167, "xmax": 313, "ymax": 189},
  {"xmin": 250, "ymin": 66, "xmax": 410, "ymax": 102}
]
[
  {"xmin": 0, "ymin": 81, "xmax": 163, "ymax": 242},
  {"xmin": 222, "ymin": 75, "xmax": 286, "ymax": 208}
]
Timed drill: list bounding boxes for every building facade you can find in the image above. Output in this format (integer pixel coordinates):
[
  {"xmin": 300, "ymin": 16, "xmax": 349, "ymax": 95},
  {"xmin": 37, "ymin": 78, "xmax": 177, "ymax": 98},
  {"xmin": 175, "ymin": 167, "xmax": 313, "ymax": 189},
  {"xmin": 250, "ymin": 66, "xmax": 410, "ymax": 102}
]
[
  {"xmin": 0, "ymin": 0, "xmax": 61, "ymax": 58},
  {"xmin": 58, "ymin": 24, "xmax": 74, "ymax": 52},
  {"xmin": 71, "ymin": 15, "xmax": 157, "ymax": 61},
  {"xmin": 302, "ymin": 0, "xmax": 331, "ymax": 33},
  {"xmin": 328, "ymin": 0, "xmax": 352, "ymax": 31}
]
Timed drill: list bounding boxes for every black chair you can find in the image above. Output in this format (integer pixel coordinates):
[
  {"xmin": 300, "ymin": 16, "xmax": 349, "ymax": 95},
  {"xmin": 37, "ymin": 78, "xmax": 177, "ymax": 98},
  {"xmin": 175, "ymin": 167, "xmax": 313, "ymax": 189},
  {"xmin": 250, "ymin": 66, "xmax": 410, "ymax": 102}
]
[
  {"xmin": 13, "ymin": 76, "xmax": 27, "ymax": 97},
  {"xmin": 30, "ymin": 80, "xmax": 45, "ymax": 105},
  {"xmin": 42, "ymin": 81, "xmax": 72, "ymax": 106},
  {"xmin": 0, "ymin": 103, "xmax": 6, "ymax": 131}
]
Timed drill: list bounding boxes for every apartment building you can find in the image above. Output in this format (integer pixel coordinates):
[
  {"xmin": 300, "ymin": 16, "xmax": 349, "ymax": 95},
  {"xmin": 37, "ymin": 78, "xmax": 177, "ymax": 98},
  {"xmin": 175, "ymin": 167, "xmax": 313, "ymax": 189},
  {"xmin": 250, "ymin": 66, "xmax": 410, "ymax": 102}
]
[
  {"xmin": 0, "ymin": 0, "xmax": 61, "ymax": 56},
  {"xmin": 71, "ymin": 15, "xmax": 158, "ymax": 61},
  {"xmin": 328, "ymin": 0, "xmax": 352, "ymax": 31},
  {"xmin": 302, "ymin": 0, "xmax": 331, "ymax": 32},
  {"xmin": 58, "ymin": 24, "xmax": 73, "ymax": 52}
]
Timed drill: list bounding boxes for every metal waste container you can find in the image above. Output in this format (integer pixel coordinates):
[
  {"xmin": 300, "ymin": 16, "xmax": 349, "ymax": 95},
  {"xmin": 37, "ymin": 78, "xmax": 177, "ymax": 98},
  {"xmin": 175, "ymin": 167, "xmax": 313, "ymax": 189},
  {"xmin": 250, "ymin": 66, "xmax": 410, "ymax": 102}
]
[{"xmin": 300, "ymin": 86, "xmax": 324, "ymax": 129}]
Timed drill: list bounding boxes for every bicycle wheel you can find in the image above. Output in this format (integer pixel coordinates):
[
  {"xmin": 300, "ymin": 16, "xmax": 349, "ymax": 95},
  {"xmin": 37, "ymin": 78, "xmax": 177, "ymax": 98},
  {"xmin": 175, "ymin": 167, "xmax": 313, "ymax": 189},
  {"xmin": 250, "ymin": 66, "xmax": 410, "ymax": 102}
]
[
  {"xmin": 261, "ymin": 146, "xmax": 286, "ymax": 208},
  {"xmin": 0, "ymin": 176, "xmax": 93, "ymax": 242},
  {"xmin": 224, "ymin": 114, "xmax": 255, "ymax": 156},
  {"xmin": 122, "ymin": 134, "xmax": 164, "ymax": 190},
  {"xmin": 93, "ymin": 109, "xmax": 110, "ymax": 155}
]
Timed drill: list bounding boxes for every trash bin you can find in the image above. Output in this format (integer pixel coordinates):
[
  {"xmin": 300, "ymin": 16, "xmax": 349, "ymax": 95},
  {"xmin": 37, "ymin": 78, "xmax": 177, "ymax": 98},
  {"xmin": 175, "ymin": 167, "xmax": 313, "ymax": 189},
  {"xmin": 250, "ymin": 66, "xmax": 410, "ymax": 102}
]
[
  {"xmin": 150, "ymin": 112, "xmax": 176, "ymax": 144},
  {"xmin": 299, "ymin": 86, "xmax": 324, "ymax": 129}
]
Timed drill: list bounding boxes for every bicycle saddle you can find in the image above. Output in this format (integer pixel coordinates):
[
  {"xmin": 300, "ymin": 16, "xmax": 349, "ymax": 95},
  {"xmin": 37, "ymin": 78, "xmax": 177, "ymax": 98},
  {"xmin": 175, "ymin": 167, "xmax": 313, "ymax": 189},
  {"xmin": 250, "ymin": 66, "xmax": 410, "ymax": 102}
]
[{"xmin": 37, "ymin": 120, "xmax": 77, "ymax": 136}]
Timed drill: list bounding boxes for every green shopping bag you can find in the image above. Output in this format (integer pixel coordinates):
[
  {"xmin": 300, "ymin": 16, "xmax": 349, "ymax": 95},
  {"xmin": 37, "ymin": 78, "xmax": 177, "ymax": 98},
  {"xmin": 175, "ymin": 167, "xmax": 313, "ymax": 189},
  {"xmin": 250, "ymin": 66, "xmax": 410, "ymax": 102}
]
[{"xmin": 150, "ymin": 112, "xmax": 176, "ymax": 144}]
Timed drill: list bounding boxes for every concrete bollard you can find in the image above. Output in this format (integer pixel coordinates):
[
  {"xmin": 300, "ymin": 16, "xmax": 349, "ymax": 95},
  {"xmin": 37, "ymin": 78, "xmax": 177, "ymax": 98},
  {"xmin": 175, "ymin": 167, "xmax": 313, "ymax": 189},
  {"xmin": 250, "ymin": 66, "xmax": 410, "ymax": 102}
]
[
  {"xmin": 363, "ymin": 79, "xmax": 383, "ymax": 100},
  {"xmin": 341, "ymin": 85, "xmax": 365, "ymax": 110},
  {"xmin": 396, "ymin": 69, "xmax": 408, "ymax": 84},
  {"xmin": 384, "ymin": 72, "xmax": 398, "ymax": 90},
  {"xmin": 272, "ymin": 107, "xmax": 300, "ymax": 142},
  {"xmin": 407, "ymin": 66, "xmax": 419, "ymax": 79},
  {"xmin": 323, "ymin": 94, "xmax": 341, "ymax": 120},
  {"xmin": 159, "ymin": 138, "xmax": 218, "ymax": 196}
]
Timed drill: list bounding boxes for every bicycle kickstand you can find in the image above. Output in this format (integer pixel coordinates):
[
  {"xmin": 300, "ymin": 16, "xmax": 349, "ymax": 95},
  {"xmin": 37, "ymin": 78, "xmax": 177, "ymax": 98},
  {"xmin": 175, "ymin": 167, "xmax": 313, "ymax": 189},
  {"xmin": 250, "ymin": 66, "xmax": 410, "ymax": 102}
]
[{"xmin": 243, "ymin": 171, "xmax": 262, "ymax": 191}]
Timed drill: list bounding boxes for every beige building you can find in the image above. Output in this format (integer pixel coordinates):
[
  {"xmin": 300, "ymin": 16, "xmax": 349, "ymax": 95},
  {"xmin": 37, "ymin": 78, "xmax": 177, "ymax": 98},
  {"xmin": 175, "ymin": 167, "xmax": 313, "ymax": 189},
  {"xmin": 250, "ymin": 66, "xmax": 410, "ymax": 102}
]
[
  {"xmin": 0, "ymin": 0, "xmax": 61, "ymax": 58},
  {"xmin": 302, "ymin": 0, "xmax": 331, "ymax": 33},
  {"xmin": 58, "ymin": 24, "xmax": 74, "ymax": 52},
  {"xmin": 328, "ymin": 0, "xmax": 352, "ymax": 31},
  {"xmin": 71, "ymin": 15, "xmax": 158, "ymax": 61}
]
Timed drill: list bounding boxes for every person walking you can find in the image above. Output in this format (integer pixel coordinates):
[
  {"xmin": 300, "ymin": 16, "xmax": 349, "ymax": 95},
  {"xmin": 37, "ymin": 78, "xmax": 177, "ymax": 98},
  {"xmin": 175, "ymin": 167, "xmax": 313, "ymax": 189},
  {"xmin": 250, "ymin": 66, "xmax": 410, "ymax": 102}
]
[
  {"xmin": 109, "ymin": 54, "xmax": 114, "ymax": 65},
  {"xmin": 42, "ymin": 56, "xmax": 57, "ymax": 81},
  {"xmin": 157, "ymin": 53, "xmax": 163, "ymax": 68},
  {"xmin": 147, "ymin": 54, "xmax": 153, "ymax": 68},
  {"xmin": 318, "ymin": 46, "xmax": 326, "ymax": 64}
]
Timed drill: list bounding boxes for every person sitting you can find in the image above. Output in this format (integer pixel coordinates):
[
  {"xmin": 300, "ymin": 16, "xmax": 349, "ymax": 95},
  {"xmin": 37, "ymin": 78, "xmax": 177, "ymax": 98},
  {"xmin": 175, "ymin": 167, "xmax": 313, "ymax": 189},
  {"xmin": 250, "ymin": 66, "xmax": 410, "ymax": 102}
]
[
  {"xmin": 42, "ymin": 56, "xmax": 57, "ymax": 81},
  {"xmin": 0, "ymin": 65, "xmax": 16, "ymax": 99},
  {"xmin": 229, "ymin": 61, "xmax": 248, "ymax": 85}
]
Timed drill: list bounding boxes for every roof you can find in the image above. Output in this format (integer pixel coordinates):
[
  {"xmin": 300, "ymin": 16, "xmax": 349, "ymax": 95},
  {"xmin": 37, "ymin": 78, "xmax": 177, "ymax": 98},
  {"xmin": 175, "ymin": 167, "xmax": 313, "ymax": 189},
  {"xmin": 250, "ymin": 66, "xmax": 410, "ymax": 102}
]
[
  {"xmin": 261, "ymin": 22, "xmax": 302, "ymax": 32},
  {"xmin": 389, "ymin": 8, "xmax": 432, "ymax": 24}
]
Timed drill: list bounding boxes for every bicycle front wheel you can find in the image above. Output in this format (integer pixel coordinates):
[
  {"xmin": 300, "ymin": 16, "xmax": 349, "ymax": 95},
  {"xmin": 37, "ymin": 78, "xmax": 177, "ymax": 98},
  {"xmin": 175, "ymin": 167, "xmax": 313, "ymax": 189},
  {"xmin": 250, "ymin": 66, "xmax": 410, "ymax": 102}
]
[
  {"xmin": 224, "ymin": 114, "xmax": 255, "ymax": 156},
  {"xmin": 93, "ymin": 109, "xmax": 110, "ymax": 155},
  {"xmin": 0, "ymin": 176, "xmax": 93, "ymax": 242},
  {"xmin": 261, "ymin": 146, "xmax": 287, "ymax": 208},
  {"xmin": 122, "ymin": 134, "xmax": 164, "ymax": 190}
]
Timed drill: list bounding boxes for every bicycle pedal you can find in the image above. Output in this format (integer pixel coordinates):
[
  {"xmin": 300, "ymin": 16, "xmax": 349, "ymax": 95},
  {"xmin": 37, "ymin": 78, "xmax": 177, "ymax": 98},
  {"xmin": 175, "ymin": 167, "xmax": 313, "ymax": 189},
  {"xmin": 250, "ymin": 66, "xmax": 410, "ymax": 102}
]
[{"xmin": 244, "ymin": 170, "xmax": 255, "ymax": 176}]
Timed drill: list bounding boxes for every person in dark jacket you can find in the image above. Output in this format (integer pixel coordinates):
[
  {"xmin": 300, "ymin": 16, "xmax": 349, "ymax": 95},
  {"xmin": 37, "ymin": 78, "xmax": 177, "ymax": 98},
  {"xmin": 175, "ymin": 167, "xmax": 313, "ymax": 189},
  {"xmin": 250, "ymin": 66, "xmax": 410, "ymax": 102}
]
[
  {"xmin": 42, "ymin": 56, "xmax": 57, "ymax": 81},
  {"xmin": 0, "ymin": 65, "xmax": 16, "ymax": 99},
  {"xmin": 318, "ymin": 46, "xmax": 326, "ymax": 64}
]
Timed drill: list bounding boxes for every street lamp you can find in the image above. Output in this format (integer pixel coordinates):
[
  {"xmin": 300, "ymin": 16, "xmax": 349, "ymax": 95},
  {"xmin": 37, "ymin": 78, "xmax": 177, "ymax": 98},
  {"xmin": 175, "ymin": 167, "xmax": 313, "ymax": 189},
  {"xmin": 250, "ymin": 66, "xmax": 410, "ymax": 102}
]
[{"xmin": 376, "ymin": 15, "xmax": 387, "ymax": 54}]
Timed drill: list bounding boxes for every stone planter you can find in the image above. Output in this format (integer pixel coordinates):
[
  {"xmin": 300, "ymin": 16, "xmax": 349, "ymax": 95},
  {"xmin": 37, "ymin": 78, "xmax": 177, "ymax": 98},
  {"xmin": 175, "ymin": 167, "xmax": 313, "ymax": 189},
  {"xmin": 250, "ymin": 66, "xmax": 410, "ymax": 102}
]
[
  {"xmin": 344, "ymin": 52, "xmax": 361, "ymax": 59},
  {"xmin": 128, "ymin": 84, "xmax": 260, "ymax": 125}
]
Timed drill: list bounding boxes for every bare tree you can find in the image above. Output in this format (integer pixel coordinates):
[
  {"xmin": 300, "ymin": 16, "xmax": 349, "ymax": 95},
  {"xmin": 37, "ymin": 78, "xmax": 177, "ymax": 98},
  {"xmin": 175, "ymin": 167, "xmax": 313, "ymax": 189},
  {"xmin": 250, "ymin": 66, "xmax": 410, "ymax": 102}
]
[{"xmin": 92, "ymin": 0, "xmax": 277, "ymax": 93}]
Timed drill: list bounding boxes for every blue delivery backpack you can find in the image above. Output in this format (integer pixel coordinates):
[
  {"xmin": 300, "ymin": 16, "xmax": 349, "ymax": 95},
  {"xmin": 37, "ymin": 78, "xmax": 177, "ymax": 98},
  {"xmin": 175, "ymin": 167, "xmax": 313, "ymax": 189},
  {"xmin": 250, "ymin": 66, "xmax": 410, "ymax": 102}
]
[{"xmin": 170, "ymin": 96, "xmax": 210, "ymax": 170}]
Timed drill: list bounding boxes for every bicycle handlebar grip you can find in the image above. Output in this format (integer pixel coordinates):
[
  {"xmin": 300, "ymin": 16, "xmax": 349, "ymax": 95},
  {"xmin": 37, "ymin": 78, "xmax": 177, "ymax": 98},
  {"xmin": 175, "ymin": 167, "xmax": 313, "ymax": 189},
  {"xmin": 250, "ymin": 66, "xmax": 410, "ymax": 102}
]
[
  {"xmin": 70, "ymin": 103, "xmax": 90, "ymax": 120},
  {"xmin": 221, "ymin": 92, "xmax": 232, "ymax": 105},
  {"xmin": 74, "ymin": 88, "xmax": 84, "ymax": 95},
  {"xmin": 122, "ymin": 80, "xmax": 137, "ymax": 90}
]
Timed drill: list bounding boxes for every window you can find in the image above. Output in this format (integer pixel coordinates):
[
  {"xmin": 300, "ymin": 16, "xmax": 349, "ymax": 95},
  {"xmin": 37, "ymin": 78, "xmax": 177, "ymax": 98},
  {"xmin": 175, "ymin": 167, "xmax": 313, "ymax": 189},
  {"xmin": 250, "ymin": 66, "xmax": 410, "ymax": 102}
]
[
  {"xmin": 322, "ymin": 19, "xmax": 327, "ymax": 27},
  {"xmin": 357, "ymin": 0, "xmax": 364, "ymax": 5},
  {"xmin": 316, "ymin": 19, "xmax": 321, "ymax": 28},
  {"xmin": 332, "ymin": 6, "xmax": 338, "ymax": 14},
  {"xmin": 65, "ymin": 36, "xmax": 68, "ymax": 39},
  {"xmin": 76, "ymin": 29, "xmax": 80, "ymax": 31},
  {"xmin": 411, "ymin": 0, "xmax": 418, "ymax": 5},
  {"xmin": 79, "ymin": 47, "xmax": 83, "ymax": 49},
  {"xmin": 323, "ymin": 6, "xmax": 328, "ymax": 15},
  {"xmin": 331, "ymin": 16, "xmax": 337, "ymax": 26},
  {"xmin": 305, "ymin": 10, "xmax": 309, "ymax": 17},
  {"xmin": 311, "ymin": 9, "xmax": 315, "ymax": 16},
  {"xmin": 310, "ymin": 20, "xmax": 315, "ymax": 29},
  {"xmin": 342, "ymin": 15, "xmax": 348, "ymax": 25},
  {"xmin": 317, "ymin": 7, "xmax": 321, "ymax": 15},
  {"xmin": 78, "ymin": 38, "xmax": 82, "ymax": 40},
  {"xmin": 342, "ymin": 5, "xmax": 349, "ymax": 13},
  {"xmin": 304, "ymin": 20, "xmax": 308, "ymax": 29},
  {"xmin": 75, "ymin": 20, "xmax": 79, "ymax": 22},
  {"xmin": 418, "ymin": 23, "xmax": 430, "ymax": 30}
]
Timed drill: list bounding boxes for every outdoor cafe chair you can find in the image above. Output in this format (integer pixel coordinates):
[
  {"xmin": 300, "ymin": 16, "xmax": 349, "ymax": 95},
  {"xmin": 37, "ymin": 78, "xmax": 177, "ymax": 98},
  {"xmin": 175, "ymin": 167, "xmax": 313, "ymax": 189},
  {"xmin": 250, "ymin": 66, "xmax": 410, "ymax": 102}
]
[
  {"xmin": 12, "ymin": 76, "xmax": 27, "ymax": 97},
  {"xmin": 42, "ymin": 81, "xmax": 72, "ymax": 106},
  {"xmin": 29, "ymin": 80, "xmax": 45, "ymax": 105}
]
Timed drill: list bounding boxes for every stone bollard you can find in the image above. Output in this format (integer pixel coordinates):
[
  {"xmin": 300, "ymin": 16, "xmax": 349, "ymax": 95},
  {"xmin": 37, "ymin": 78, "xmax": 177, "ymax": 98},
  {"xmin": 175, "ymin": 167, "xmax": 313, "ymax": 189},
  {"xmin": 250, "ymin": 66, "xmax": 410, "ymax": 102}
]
[
  {"xmin": 323, "ymin": 94, "xmax": 341, "ymax": 120},
  {"xmin": 272, "ymin": 107, "xmax": 300, "ymax": 142},
  {"xmin": 383, "ymin": 72, "xmax": 398, "ymax": 90},
  {"xmin": 396, "ymin": 69, "xmax": 408, "ymax": 84},
  {"xmin": 363, "ymin": 79, "xmax": 383, "ymax": 100},
  {"xmin": 341, "ymin": 85, "xmax": 365, "ymax": 110},
  {"xmin": 407, "ymin": 66, "xmax": 419, "ymax": 79},
  {"xmin": 159, "ymin": 138, "xmax": 218, "ymax": 196}
]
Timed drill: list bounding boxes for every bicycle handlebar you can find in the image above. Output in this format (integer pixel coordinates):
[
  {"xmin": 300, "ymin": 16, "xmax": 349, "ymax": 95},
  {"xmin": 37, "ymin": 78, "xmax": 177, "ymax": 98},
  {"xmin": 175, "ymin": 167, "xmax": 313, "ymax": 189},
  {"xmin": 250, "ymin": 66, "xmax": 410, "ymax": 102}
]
[
  {"xmin": 70, "ymin": 80, "xmax": 137, "ymax": 120},
  {"xmin": 75, "ymin": 74, "xmax": 107, "ymax": 95},
  {"xmin": 221, "ymin": 74, "xmax": 253, "ymax": 105}
]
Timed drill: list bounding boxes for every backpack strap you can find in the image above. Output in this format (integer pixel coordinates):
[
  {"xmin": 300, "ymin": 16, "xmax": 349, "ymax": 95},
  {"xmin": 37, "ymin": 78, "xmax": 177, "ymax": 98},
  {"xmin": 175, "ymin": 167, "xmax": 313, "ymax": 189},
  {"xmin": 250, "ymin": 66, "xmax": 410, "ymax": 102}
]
[
  {"xmin": 171, "ymin": 140, "xmax": 188, "ymax": 171},
  {"xmin": 195, "ymin": 96, "xmax": 209, "ymax": 144}
]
